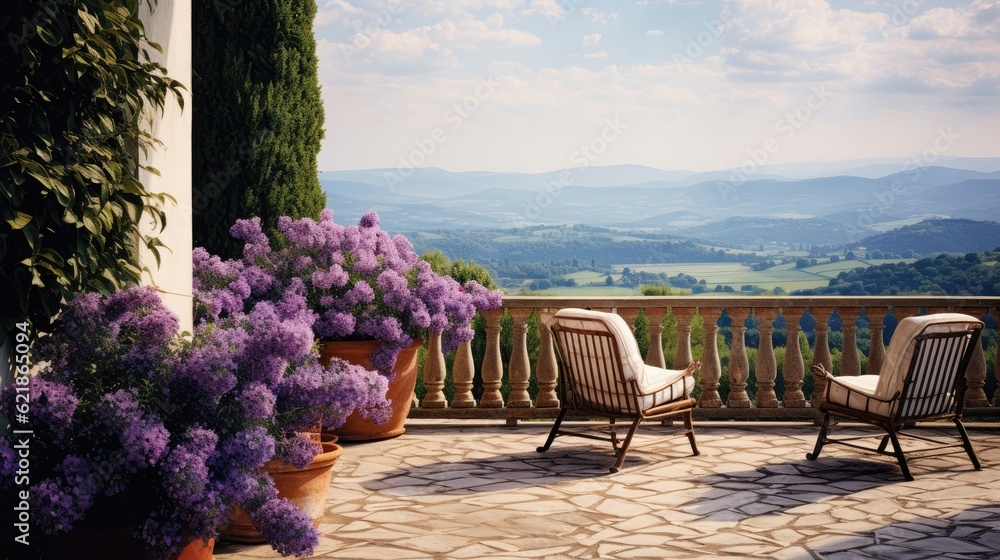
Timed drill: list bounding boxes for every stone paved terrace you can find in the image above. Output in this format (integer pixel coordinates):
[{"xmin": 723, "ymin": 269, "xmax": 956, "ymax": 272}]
[{"xmin": 215, "ymin": 420, "xmax": 1000, "ymax": 560}]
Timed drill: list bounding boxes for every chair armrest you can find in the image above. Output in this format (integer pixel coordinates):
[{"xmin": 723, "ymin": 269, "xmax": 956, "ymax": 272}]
[{"xmin": 637, "ymin": 362, "xmax": 700, "ymax": 396}]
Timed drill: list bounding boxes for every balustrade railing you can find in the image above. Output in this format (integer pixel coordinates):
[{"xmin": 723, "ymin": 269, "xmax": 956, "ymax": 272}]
[{"xmin": 409, "ymin": 296, "xmax": 1000, "ymax": 422}]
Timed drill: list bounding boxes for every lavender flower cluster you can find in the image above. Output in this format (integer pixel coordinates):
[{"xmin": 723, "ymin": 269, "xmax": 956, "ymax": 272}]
[
  {"xmin": 194, "ymin": 210, "xmax": 503, "ymax": 376},
  {"xmin": 0, "ymin": 285, "xmax": 391, "ymax": 559}
]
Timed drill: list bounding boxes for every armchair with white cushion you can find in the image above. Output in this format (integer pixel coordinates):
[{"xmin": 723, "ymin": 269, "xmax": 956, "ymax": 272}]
[
  {"xmin": 807, "ymin": 313, "xmax": 984, "ymax": 481},
  {"xmin": 537, "ymin": 308, "xmax": 700, "ymax": 473}
]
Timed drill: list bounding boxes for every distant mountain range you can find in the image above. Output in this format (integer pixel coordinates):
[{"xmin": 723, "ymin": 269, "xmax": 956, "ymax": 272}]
[{"xmin": 320, "ymin": 158, "xmax": 1000, "ymax": 249}]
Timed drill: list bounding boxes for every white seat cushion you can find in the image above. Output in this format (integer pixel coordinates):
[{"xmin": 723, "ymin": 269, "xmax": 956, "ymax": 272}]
[
  {"xmin": 638, "ymin": 365, "xmax": 695, "ymax": 410},
  {"xmin": 826, "ymin": 375, "xmax": 890, "ymax": 417}
]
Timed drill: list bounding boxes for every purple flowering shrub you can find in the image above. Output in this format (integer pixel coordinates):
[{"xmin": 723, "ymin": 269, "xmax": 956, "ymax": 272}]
[
  {"xmin": 193, "ymin": 210, "xmax": 503, "ymax": 376},
  {"xmin": 0, "ymin": 286, "xmax": 391, "ymax": 559}
]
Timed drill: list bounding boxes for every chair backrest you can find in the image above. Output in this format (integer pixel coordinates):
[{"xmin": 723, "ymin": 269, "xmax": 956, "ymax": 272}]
[
  {"xmin": 547, "ymin": 309, "xmax": 646, "ymax": 414},
  {"xmin": 874, "ymin": 313, "xmax": 983, "ymax": 420}
]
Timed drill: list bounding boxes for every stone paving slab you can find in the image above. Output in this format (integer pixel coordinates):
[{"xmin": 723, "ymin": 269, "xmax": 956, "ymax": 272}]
[{"xmin": 215, "ymin": 421, "xmax": 1000, "ymax": 559}]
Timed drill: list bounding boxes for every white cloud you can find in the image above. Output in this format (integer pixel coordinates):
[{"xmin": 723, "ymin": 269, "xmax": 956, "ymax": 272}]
[
  {"xmin": 326, "ymin": 29, "xmax": 459, "ymax": 76},
  {"xmin": 486, "ymin": 12, "xmax": 504, "ymax": 29},
  {"xmin": 314, "ymin": 0, "xmax": 364, "ymax": 28},
  {"xmin": 646, "ymin": 29, "xmax": 664, "ymax": 36},
  {"xmin": 521, "ymin": 0, "xmax": 563, "ymax": 17},
  {"xmin": 583, "ymin": 33, "xmax": 603, "ymax": 46},
  {"xmin": 582, "ymin": 8, "xmax": 620, "ymax": 24},
  {"xmin": 415, "ymin": 0, "xmax": 527, "ymax": 16},
  {"xmin": 427, "ymin": 18, "xmax": 543, "ymax": 49},
  {"xmin": 583, "ymin": 51, "xmax": 609, "ymax": 59}
]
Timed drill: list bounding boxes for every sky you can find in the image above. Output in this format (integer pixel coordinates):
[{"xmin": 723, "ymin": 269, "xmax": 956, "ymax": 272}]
[{"xmin": 312, "ymin": 0, "xmax": 1000, "ymax": 174}]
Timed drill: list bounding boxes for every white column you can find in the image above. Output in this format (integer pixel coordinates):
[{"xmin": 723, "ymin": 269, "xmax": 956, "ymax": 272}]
[{"xmin": 138, "ymin": 0, "xmax": 193, "ymax": 333}]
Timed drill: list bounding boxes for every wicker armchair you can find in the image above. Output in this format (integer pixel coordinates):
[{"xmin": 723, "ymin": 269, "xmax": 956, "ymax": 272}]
[
  {"xmin": 537, "ymin": 308, "xmax": 700, "ymax": 473},
  {"xmin": 807, "ymin": 313, "xmax": 984, "ymax": 481}
]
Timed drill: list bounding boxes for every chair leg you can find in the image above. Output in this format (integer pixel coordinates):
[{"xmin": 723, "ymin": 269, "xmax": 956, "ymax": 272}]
[
  {"xmin": 609, "ymin": 417, "xmax": 621, "ymax": 453},
  {"xmin": 882, "ymin": 422, "xmax": 913, "ymax": 481},
  {"xmin": 683, "ymin": 409, "xmax": 699, "ymax": 456},
  {"xmin": 610, "ymin": 417, "xmax": 643, "ymax": 473},
  {"xmin": 876, "ymin": 434, "xmax": 891, "ymax": 454},
  {"xmin": 806, "ymin": 413, "xmax": 832, "ymax": 461},
  {"xmin": 954, "ymin": 419, "xmax": 982, "ymax": 471},
  {"xmin": 537, "ymin": 408, "xmax": 567, "ymax": 453}
]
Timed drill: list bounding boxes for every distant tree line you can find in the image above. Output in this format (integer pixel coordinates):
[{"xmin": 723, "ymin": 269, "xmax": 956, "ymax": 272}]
[{"xmin": 795, "ymin": 250, "xmax": 1000, "ymax": 296}]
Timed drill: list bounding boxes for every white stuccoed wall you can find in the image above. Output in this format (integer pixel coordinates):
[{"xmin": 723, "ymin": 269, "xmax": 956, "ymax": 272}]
[{"xmin": 138, "ymin": 0, "xmax": 193, "ymax": 333}]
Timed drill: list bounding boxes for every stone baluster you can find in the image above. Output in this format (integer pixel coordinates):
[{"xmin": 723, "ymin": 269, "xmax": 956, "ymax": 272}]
[
  {"xmin": 963, "ymin": 308, "xmax": 989, "ymax": 408},
  {"xmin": 535, "ymin": 308, "xmax": 560, "ymax": 408},
  {"xmin": 754, "ymin": 308, "xmax": 779, "ymax": 408},
  {"xmin": 507, "ymin": 308, "xmax": 533, "ymax": 408},
  {"xmin": 480, "ymin": 308, "xmax": 505, "ymax": 408},
  {"xmin": 866, "ymin": 307, "xmax": 888, "ymax": 376},
  {"xmin": 727, "ymin": 308, "xmax": 751, "ymax": 408},
  {"xmin": 421, "ymin": 331, "xmax": 448, "ymax": 408},
  {"xmin": 698, "ymin": 307, "xmax": 723, "ymax": 408},
  {"xmin": 451, "ymin": 339, "xmax": 477, "ymax": 408},
  {"xmin": 781, "ymin": 308, "xmax": 807, "ymax": 407},
  {"xmin": 644, "ymin": 308, "xmax": 668, "ymax": 369},
  {"xmin": 810, "ymin": 307, "xmax": 834, "ymax": 409},
  {"xmin": 673, "ymin": 308, "xmax": 696, "ymax": 370},
  {"xmin": 838, "ymin": 307, "xmax": 862, "ymax": 376}
]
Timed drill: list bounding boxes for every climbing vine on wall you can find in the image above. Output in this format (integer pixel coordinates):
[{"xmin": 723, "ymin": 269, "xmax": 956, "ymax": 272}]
[{"xmin": 0, "ymin": 0, "xmax": 183, "ymax": 340}]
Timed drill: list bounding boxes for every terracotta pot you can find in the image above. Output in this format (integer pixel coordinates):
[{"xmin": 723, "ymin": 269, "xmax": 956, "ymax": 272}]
[
  {"xmin": 221, "ymin": 440, "xmax": 343, "ymax": 544},
  {"xmin": 45, "ymin": 526, "xmax": 213, "ymax": 560},
  {"xmin": 318, "ymin": 338, "xmax": 423, "ymax": 442}
]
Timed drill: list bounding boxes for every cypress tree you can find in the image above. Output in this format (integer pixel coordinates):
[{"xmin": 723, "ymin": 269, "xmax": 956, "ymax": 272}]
[{"xmin": 193, "ymin": 0, "xmax": 326, "ymax": 257}]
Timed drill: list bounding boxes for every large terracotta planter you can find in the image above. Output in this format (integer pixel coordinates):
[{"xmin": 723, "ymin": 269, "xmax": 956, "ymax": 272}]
[
  {"xmin": 319, "ymin": 338, "xmax": 423, "ymax": 442},
  {"xmin": 221, "ymin": 439, "xmax": 343, "ymax": 544}
]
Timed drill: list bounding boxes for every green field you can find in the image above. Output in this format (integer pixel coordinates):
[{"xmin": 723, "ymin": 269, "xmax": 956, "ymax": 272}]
[{"xmin": 516, "ymin": 258, "xmax": 916, "ymax": 296}]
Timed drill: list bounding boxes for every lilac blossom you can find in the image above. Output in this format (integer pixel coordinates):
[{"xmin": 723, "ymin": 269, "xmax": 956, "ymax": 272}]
[
  {"xmin": 5, "ymin": 285, "xmax": 391, "ymax": 559},
  {"xmin": 249, "ymin": 498, "xmax": 319, "ymax": 557},
  {"xmin": 274, "ymin": 433, "xmax": 320, "ymax": 469},
  {"xmin": 0, "ymin": 379, "xmax": 77, "ymax": 442}
]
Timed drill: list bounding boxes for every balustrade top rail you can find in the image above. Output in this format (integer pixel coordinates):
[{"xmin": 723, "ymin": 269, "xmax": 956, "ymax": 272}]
[
  {"xmin": 412, "ymin": 296, "xmax": 1000, "ymax": 422},
  {"xmin": 502, "ymin": 295, "xmax": 1000, "ymax": 309}
]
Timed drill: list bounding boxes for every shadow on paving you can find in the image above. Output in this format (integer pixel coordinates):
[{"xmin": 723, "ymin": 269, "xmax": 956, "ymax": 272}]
[
  {"xmin": 779, "ymin": 504, "xmax": 1000, "ymax": 560},
  {"xmin": 357, "ymin": 443, "xmax": 691, "ymax": 495}
]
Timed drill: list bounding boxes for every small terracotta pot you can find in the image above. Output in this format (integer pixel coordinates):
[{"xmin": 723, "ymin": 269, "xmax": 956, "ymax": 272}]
[
  {"xmin": 221, "ymin": 440, "xmax": 343, "ymax": 544},
  {"xmin": 45, "ymin": 526, "xmax": 213, "ymax": 560},
  {"xmin": 319, "ymin": 338, "xmax": 423, "ymax": 442}
]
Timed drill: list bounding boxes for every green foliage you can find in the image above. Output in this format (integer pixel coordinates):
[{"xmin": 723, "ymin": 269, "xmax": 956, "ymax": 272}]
[
  {"xmin": 641, "ymin": 284, "xmax": 674, "ymax": 295},
  {"xmin": 450, "ymin": 259, "xmax": 498, "ymax": 290},
  {"xmin": 797, "ymin": 250, "xmax": 1000, "ymax": 296},
  {"xmin": 419, "ymin": 250, "xmax": 498, "ymax": 290},
  {"xmin": 1, "ymin": 0, "xmax": 182, "ymax": 339},
  {"xmin": 420, "ymin": 250, "xmax": 451, "ymax": 275},
  {"xmin": 192, "ymin": 0, "xmax": 326, "ymax": 258},
  {"xmin": 857, "ymin": 218, "xmax": 1000, "ymax": 255}
]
